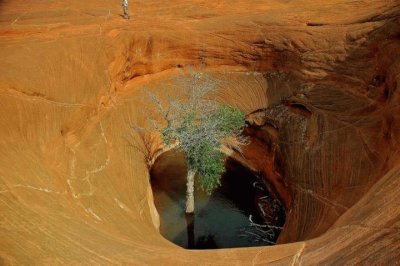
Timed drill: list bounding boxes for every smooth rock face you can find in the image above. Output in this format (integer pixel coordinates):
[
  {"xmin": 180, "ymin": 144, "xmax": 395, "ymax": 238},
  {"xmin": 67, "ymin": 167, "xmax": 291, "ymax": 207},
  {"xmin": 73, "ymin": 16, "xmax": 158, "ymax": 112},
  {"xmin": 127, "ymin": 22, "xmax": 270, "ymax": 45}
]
[{"xmin": 0, "ymin": 0, "xmax": 399, "ymax": 265}]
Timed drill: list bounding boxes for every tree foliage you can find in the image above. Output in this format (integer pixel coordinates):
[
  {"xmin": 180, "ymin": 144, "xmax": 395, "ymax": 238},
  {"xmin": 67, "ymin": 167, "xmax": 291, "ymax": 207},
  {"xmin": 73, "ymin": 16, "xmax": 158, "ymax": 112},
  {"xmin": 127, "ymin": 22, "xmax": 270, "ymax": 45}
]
[
  {"xmin": 163, "ymin": 104, "xmax": 245, "ymax": 193},
  {"xmin": 140, "ymin": 70, "xmax": 247, "ymax": 194}
]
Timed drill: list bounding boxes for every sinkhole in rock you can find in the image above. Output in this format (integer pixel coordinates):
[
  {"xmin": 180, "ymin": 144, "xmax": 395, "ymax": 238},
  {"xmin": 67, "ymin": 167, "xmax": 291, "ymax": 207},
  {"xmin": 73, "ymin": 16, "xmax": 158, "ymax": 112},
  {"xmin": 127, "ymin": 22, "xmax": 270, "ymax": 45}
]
[{"xmin": 150, "ymin": 149, "xmax": 286, "ymax": 249}]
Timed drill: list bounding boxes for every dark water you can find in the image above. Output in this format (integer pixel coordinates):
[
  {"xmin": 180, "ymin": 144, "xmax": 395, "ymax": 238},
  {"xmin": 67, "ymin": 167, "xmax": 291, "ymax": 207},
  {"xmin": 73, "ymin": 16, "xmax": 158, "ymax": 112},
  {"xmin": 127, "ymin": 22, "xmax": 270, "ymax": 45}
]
[{"xmin": 151, "ymin": 150, "xmax": 283, "ymax": 249}]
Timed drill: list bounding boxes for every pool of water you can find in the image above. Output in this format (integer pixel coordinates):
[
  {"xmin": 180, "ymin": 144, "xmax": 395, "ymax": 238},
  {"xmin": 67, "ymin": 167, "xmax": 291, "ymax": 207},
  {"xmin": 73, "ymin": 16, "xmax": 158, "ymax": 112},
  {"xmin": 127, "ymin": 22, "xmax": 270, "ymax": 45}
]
[{"xmin": 151, "ymin": 150, "xmax": 283, "ymax": 249}]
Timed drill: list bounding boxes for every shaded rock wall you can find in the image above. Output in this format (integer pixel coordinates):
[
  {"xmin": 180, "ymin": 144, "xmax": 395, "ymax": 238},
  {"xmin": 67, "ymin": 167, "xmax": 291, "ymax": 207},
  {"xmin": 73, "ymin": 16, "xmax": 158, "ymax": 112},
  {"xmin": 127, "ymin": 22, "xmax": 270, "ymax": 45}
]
[{"xmin": 0, "ymin": 0, "xmax": 399, "ymax": 264}]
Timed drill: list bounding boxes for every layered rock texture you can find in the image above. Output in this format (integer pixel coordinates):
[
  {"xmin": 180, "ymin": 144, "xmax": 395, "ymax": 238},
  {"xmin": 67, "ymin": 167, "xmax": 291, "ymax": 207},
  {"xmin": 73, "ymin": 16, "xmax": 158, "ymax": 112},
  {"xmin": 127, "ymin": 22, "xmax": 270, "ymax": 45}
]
[{"xmin": 0, "ymin": 0, "xmax": 399, "ymax": 265}]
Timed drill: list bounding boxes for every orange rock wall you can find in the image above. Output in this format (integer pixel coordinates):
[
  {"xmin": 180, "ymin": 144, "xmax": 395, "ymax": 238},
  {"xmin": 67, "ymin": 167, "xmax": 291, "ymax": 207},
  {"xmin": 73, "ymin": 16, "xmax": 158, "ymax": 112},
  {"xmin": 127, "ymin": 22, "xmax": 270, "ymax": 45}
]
[{"xmin": 0, "ymin": 0, "xmax": 399, "ymax": 264}]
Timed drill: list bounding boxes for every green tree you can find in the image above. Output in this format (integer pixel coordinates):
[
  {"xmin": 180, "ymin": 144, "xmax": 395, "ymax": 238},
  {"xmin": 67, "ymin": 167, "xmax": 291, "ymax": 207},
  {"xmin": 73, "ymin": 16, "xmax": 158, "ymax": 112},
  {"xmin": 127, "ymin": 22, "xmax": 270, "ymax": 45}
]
[{"xmin": 136, "ymin": 70, "xmax": 247, "ymax": 213}]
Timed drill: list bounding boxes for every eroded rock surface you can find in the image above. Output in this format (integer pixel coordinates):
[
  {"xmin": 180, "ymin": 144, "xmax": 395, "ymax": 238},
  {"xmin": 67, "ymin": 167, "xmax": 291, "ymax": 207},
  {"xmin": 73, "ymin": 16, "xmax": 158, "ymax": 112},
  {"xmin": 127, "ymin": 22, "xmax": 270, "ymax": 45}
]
[{"xmin": 0, "ymin": 0, "xmax": 399, "ymax": 264}]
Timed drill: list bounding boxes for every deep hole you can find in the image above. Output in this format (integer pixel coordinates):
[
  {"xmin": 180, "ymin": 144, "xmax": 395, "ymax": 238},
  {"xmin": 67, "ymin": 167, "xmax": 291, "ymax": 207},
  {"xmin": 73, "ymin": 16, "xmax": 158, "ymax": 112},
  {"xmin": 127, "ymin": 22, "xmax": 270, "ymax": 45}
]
[
  {"xmin": 306, "ymin": 22, "xmax": 325, "ymax": 27},
  {"xmin": 150, "ymin": 149, "xmax": 286, "ymax": 249}
]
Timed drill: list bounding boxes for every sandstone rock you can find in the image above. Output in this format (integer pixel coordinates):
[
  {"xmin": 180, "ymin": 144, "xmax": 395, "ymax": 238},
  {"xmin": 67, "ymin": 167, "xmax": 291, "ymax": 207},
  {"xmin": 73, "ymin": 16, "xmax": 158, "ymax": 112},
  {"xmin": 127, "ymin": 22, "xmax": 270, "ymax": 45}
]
[{"xmin": 0, "ymin": 0, "xmax": 399, "ymax": 264}]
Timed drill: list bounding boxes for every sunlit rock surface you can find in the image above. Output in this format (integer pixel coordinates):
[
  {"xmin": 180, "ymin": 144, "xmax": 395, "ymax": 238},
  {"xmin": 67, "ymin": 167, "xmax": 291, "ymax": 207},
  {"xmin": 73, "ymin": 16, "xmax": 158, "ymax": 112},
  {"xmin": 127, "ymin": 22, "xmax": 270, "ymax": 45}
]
[{"xmin": 0, "ymin": 0, "xmax": 399, "ymax": 264}]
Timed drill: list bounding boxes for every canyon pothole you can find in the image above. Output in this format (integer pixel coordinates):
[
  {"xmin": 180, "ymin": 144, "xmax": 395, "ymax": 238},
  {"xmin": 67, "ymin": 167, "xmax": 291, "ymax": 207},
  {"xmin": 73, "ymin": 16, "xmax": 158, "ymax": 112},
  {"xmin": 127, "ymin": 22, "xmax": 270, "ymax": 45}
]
[
  {"xmin": 135, "ymin": 68, "xmax": 397, "ymax": 248},
  {"xmin": 2, "ymin": 2, "xmax": 399, "ymax": 263},
  {"xmin": 150, "ymin": 149, "xmax": 285, "ymax": 249}
]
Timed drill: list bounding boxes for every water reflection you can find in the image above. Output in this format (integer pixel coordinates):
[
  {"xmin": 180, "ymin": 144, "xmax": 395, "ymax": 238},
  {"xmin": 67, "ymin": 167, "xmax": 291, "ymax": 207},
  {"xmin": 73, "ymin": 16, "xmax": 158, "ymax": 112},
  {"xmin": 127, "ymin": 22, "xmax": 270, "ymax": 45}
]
[{"xmin": 151, "ymin": 149, "xmax": 284, "ymax": 249}]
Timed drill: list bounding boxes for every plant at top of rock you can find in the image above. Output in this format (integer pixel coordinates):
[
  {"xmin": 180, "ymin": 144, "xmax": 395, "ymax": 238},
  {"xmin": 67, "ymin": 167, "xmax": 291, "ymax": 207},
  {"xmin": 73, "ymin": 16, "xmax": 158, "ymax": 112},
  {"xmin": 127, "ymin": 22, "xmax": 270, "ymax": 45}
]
[{"xmin": 134, "ymin": 69, "xmax": 247, "ymax": 213}]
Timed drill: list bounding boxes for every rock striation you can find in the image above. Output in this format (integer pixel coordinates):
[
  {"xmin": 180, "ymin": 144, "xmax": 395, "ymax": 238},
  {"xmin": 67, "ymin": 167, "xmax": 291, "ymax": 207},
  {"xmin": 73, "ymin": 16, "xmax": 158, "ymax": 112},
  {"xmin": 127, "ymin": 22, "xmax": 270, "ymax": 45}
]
[{"xmin": 0, "ymin": 0, "xmax": 399, "ymax": 264}]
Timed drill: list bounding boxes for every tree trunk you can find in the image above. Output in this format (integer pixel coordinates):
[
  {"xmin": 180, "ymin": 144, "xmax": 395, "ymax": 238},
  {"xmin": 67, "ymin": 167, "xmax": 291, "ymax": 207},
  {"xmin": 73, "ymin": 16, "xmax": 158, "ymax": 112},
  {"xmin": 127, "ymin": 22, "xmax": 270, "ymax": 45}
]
[{"xmin": 185, "ymin": 169, "xmax": 195, "ymax": 213}]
